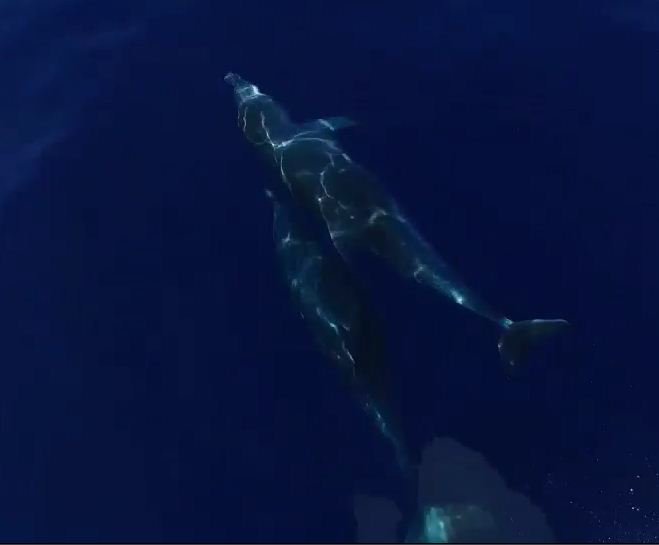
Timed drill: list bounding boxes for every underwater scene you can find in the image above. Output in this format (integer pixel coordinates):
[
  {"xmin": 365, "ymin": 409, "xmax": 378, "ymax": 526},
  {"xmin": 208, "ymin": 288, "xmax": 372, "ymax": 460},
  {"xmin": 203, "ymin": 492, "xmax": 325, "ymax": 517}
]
[{"xmin": 1, "ymin": 0, "xmax": 658, "ymax": 542}]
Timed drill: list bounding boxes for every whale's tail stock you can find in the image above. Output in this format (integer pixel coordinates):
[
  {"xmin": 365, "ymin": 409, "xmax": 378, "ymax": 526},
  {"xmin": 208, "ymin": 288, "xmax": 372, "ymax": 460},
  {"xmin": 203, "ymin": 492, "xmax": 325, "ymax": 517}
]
[{"xmin": 498, "ymin": 318, "xmax": 570, "ymax": 370}]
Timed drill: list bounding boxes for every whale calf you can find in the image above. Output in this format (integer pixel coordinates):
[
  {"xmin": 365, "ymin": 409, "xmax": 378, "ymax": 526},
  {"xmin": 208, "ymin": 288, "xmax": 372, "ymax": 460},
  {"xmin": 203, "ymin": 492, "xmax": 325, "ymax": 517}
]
[
  {"xmin": 225, "ymin": 72, "xmax": 568, "ymax": 369},
  {"xmin": 265, "ymin": 188, "xmax": 411, "ymax": 472}
]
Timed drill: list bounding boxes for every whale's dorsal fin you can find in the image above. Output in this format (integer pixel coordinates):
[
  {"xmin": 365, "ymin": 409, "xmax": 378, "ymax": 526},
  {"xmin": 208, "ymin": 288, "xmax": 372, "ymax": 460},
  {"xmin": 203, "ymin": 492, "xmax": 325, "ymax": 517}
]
[{"xmin": 299, "ymin": 116, "xmax": 358, "ymax": 134}]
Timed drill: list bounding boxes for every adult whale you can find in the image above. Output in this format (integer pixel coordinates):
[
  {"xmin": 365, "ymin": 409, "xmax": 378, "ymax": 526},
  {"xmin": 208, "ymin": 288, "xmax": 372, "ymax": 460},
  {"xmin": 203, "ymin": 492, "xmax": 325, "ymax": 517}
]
[
  {"xmin": 224, "ymin": 72, "xmax": 569, "ymax": 369},
  {"xmin": 265, "ymin": 188, "xmax": 412, "ymax": 474}
]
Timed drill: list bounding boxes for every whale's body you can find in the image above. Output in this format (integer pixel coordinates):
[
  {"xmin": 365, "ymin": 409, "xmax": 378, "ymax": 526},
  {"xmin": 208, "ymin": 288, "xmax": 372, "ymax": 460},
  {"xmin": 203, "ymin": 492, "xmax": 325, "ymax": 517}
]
[
  {"xmin": 265, "ymin": 188, "xmax": 411, "ymax": 472},
  {"xmin": 225, "ymin": 72, "xmax": 568, "ymax": 369}
]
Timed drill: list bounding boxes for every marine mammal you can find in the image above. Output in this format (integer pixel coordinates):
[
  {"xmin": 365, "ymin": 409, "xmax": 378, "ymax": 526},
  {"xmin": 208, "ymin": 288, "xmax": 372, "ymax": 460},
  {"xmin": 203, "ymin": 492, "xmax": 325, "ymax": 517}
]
[
  {"xmin": 265, "ymin": 188, "xmax": 411, "ymax": 472},
  {"xmin": 225, "ymin": 72, "xmax": 569, "ymax": 369}
]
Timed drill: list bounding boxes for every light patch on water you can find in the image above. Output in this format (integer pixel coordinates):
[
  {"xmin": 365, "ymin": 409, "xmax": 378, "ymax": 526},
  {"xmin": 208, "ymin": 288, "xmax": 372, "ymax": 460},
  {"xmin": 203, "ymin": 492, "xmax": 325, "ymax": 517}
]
[
  {"xmin": 0, "ymin": 0, "xmax": 189, "ymax": 210},
  {"xmin": 421, "ymin": 506, "xmax": 451, "ymax": 543}
]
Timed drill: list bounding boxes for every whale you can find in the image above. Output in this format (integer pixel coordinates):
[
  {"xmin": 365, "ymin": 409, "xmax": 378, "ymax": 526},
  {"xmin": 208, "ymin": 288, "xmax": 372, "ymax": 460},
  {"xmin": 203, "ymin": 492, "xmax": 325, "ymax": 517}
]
[
  {"xmin": 264, "ymin": 187, "xmax": 411, "ymax": 472},
  {"xmin": 225, "ymin": 72, "xmax": 569, "ymax": 369}
]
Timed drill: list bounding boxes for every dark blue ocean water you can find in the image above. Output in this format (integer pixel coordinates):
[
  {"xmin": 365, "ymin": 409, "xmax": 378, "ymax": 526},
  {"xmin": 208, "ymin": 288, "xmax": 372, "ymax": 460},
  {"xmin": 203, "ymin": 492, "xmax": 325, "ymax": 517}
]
[{"xmin": 1, "ymin": 0, "xmax": 658, "ymax": 541}]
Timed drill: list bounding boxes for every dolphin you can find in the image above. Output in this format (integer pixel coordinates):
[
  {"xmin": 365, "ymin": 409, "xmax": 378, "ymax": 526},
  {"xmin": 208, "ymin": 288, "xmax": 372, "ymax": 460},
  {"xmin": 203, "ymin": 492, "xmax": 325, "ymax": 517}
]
[
  {"xmin": 264, "ymin": 187, "xmax": 412, "ymax": 473},
  {"xmin": 225, "ymin": 72, "xmax": 569, "ymax": 369}
]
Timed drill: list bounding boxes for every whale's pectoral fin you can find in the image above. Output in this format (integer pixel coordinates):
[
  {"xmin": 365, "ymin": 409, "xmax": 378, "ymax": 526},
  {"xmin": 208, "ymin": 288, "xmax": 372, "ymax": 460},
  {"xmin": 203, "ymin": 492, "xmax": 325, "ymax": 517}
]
[
  {"xmin": 498, "ymin": 318, "xmax": 570, "ymax": 370},
  {"xmin": 300, "ymin": 116, "xmax": 358, "ymax": 134}
]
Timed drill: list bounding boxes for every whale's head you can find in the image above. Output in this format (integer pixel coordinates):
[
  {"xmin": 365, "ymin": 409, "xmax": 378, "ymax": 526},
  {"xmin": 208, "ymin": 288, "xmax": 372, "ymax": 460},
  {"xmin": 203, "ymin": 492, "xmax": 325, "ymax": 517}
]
[{"xmin": 224, "ymin": 72, "xmax": 262, "ymax": 106}]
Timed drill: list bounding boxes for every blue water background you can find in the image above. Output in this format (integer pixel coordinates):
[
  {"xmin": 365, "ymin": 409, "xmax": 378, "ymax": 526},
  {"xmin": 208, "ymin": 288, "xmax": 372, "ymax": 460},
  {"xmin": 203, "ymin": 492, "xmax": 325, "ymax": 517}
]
[{"xmin": 1, "ymin": 0, "xmax": 658, "ymax": 541}]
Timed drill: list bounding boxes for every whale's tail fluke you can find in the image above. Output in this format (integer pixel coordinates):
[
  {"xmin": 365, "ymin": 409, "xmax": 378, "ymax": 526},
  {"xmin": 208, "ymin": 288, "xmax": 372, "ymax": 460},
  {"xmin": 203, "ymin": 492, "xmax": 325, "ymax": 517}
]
[{"xmin": 498, "ymin": 319, "xmax": 570, "ymax": 370}]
